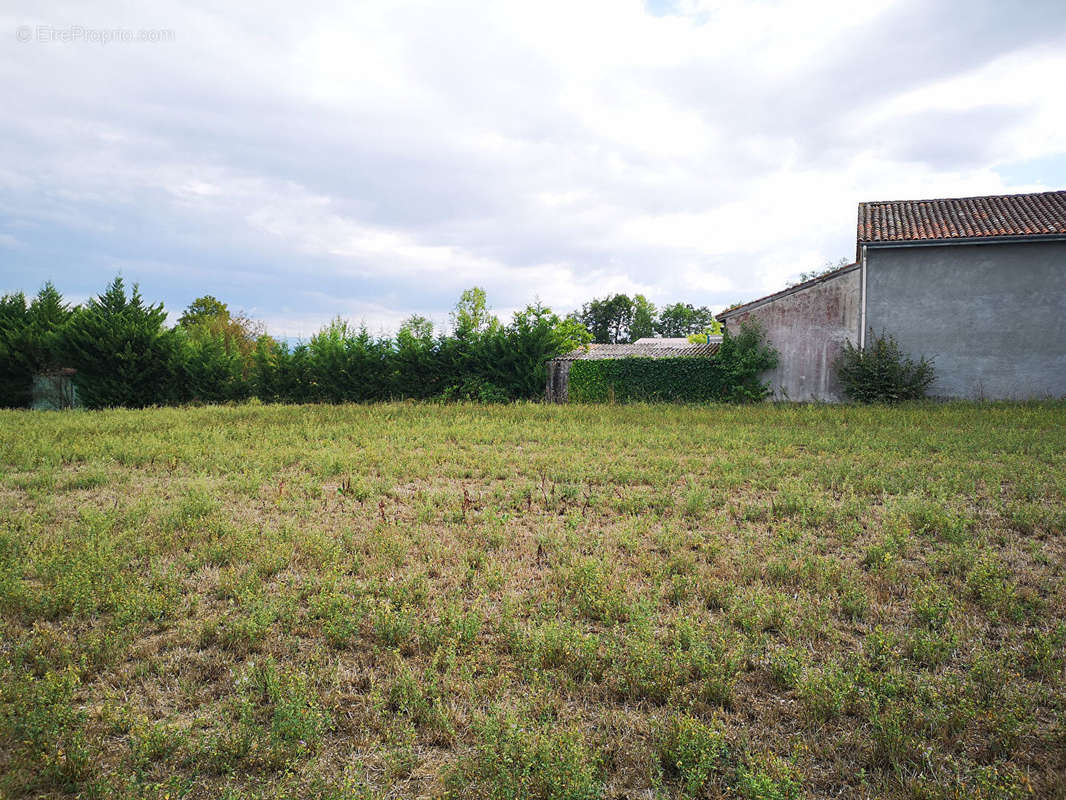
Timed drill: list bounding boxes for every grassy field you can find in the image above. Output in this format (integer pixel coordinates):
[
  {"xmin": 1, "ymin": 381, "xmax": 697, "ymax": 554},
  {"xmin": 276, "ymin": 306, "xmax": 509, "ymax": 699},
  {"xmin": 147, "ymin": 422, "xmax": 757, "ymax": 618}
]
[{"xmin": 1, "ymin": 402, "xmax": 1064, "ymax": 799}]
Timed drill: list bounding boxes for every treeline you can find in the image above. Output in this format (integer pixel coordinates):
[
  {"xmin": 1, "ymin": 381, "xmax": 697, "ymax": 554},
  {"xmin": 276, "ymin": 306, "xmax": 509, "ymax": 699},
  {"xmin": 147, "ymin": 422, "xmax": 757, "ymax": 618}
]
[
  {"xmin": 571, "ymin": 294, "xmax": 719, "ymax": 343},
  {"xmin": 0, "ymin": 279, "xmax": 597, "ymax": 408},
  {"xmin": 0, "ymin": 279, "xmax": 773, "ymax": 409}
]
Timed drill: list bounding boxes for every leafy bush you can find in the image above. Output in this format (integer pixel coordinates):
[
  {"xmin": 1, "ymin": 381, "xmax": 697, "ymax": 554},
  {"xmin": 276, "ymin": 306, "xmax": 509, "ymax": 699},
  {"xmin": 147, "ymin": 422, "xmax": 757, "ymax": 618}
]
[
  {"xmin": 716, "ymin": 321, "xmax": 780, "ymax": 401},
  {"xmin": 568, "ymin": 322, "xmax": 777, "ymax": 403},
  {"xmin": 247, "ymin": 300, "xmax": 589, "ymax": 406},
  {"xmin": 835, "ymin": 330, "xmax": 935, "ymax": 403}
]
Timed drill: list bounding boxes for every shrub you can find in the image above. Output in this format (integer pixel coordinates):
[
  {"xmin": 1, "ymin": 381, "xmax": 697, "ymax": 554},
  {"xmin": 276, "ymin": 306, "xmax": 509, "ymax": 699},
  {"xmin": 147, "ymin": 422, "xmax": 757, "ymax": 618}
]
[
  {"xmin": 0, "ymin": 292, "xmax": 30, "ymax": 407},
  {"xmin": 658, "ymin": 714, "xmax": 730, "ymax": 798},
  {"xmin": 835, "ymin": 330, "xmax": 935, "ymax": 403},
  {"xmin": 1, "ymin": 278, "xmax": 596, "ymax": 408},
  {"xmin": 715, "ymin": 321, "xmax": 780, "ymax": 402}
]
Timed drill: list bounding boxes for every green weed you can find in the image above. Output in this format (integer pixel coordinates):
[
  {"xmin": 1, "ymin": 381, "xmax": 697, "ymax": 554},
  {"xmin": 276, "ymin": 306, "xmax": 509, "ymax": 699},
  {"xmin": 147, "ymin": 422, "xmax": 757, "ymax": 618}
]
[
  {"xmin": 658, "ymin": 714, "xmax": 730, "ymax": 798},
  {"xmin": 447, "ymin": 712, "xmax": 603, "ymax": 800},
  {"xmin": 0, "ymin": 401, "xmax": 1063, "ymax": 798}
]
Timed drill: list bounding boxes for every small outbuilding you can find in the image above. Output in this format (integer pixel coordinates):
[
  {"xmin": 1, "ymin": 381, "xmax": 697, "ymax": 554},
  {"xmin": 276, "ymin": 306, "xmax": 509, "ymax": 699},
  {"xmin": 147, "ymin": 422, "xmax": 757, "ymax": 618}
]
[
  {"xmin": 31, "ymin": 368, "xmax": 80, "ymax": 410},
  {"xmin": 545, "ymin": 340, "xmax": 720, "ymax": 403}
]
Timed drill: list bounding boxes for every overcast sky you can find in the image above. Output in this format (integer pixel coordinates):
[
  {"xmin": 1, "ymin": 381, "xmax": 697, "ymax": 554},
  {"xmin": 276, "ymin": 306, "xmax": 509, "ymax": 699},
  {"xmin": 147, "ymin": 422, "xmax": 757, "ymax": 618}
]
[{"xmin": 3, "ymin": 0, "xmax": 1065, "ymax": 338}]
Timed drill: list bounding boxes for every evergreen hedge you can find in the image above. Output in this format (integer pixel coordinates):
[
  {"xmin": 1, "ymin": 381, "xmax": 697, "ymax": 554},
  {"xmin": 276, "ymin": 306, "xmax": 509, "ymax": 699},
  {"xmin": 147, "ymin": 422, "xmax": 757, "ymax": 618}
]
[
  {"xmin": 0, "ymin": 279, "xmax": 592, "ymax": 409},
  {"xmin": 64, "ymin": 278, "xmax": 177, "ymax": 409},
  {"xmin": 1, "ymin": 278, "xmax": 780, "ymax": 409}
]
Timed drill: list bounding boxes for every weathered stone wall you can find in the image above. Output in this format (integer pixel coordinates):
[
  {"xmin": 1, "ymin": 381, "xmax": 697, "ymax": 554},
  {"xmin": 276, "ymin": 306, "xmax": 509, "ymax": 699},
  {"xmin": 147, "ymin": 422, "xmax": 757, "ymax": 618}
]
[
  {"xmin": 722, "ymin": 267, "xmax": 861, "ymax": 402},
  {"xmin": 865, "ymin": 240, "xmax": 1066, "ymax": 400}
]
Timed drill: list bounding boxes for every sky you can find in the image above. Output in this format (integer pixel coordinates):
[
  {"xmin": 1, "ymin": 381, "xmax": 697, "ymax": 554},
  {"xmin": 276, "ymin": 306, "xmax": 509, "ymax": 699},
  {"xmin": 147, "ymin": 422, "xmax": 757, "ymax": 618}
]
[{"xmin": 2, "ymin": 0, "xmax": 1066, "ymax": 339}]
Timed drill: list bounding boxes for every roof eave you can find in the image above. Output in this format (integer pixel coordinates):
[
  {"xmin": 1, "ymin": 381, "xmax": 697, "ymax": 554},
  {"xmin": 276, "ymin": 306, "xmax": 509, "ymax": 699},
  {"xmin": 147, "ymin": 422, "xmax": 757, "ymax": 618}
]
[{"xmin": 860, "ymin": 232, "xmax": 1066, "ymax": 249}]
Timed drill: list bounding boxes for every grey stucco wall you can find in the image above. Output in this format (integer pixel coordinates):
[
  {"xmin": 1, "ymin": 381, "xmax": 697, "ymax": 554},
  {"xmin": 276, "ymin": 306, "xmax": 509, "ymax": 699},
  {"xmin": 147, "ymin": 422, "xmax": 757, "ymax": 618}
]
[
  {"xmin": 722, "ymin": 267, "xmax": 860, "ymax": 402},
  {"xmin": 864, "ymin": 240, "xmax": 1066, "ymax": 400}
]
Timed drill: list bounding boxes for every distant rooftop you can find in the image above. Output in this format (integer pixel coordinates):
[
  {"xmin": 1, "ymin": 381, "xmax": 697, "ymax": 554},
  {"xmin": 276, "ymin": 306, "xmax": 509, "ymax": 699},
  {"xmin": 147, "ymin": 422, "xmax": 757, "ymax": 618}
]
[
  {"xmin": 858, "ymin": 190, "xmax": 1066, "ymax": 245},
  {"xmin": 632, "ymin": 337, "xmax": 721, "ymax": 346},
  {"xmin": 551, "ymin": 341, "xmax": 720, "ymax": 361}
]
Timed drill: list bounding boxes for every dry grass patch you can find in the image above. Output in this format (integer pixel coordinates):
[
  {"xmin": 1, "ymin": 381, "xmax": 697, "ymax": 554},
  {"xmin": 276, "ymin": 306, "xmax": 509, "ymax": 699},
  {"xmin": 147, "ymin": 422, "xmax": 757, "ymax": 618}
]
[{"xmin": 1, "ymin": 401, "xmax": 1064, "ymax": 798}]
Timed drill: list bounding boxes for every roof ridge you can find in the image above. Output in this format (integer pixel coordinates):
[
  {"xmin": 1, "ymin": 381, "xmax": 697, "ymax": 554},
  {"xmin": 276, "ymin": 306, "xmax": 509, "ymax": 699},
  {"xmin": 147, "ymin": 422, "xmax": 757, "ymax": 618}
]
[
  {"xmin": 716, "ymin": 261, "xmax": 860, "ymax": 321},
  {"xmin": 553, "ymin": 340, "xmax": 721, "ymax": 361},
  {"xmin": 858, "ymin": 189, "xmax": 1065, "ymax": 208}
]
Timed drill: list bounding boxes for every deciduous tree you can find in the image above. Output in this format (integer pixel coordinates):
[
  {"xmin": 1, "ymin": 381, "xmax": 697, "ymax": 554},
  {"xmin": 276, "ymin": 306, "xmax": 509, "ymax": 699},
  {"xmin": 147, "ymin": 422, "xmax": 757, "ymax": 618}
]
[{"xmin": 656, "ymin": 302, "xmax": 716, "ymax": 337}]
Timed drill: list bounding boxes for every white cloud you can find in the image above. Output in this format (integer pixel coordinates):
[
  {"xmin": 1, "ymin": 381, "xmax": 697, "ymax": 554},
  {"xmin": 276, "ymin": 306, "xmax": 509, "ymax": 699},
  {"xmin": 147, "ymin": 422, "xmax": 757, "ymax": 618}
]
[{"xmin": 1, "ymin": 0, "xmax": 1064, "ymax": 332}]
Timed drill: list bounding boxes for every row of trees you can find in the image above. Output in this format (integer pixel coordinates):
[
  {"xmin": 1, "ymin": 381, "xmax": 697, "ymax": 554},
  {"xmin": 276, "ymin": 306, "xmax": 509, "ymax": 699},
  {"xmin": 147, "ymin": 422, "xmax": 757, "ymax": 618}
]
[
  {"xmin": 1, "ymin": 279, "xmax": 764, "ymax": 409},
  {"xmin": 0, "ymin": 280, "xmax": 597, "ymax": 408},
  {"xmin": 570, "ymin": 294, "xmax": 719, "ymax": 343}
]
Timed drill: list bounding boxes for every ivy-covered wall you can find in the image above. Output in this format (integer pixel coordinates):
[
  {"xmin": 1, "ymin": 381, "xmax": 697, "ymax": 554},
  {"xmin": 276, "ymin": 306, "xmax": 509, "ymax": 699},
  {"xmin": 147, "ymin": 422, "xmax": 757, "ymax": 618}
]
[
  {"xmin": 565, "ymin": 324, "xmax": 778, "ymax": 404},
  {"xmin": 568, "ymin": 357, "xmax": 721, "ymax": 402}
]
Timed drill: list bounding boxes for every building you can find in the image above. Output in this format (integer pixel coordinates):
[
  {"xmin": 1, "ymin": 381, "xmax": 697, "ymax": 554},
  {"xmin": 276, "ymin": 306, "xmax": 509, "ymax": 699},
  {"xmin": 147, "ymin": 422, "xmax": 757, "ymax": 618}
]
[
  {"xmin": 718, "ymin": 190, "xmax": 1066, "ymax": 401},
  {"xmin": 545, "ymin": 340, "xmax": 720, "ymax": 403}
]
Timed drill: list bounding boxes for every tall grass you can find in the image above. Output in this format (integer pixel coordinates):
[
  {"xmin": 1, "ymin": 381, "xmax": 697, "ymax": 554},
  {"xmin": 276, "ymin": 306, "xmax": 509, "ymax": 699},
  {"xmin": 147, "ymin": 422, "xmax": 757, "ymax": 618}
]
[{"xmin": 1, "ymin": 401, "xmax": 1064, "ymax": 798}]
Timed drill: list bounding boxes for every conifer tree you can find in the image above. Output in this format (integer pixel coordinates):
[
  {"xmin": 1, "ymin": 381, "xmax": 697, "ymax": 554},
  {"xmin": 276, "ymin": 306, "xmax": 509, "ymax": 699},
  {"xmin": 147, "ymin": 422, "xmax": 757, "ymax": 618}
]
[{"xmin": 66, "ymin": 277, "xmax": 176, "ymax": 408}]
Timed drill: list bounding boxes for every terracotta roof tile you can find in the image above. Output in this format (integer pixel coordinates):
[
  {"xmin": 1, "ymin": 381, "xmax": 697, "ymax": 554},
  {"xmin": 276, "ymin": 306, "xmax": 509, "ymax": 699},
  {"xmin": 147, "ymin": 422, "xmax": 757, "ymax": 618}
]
[{"xmin": 858, "ymin": 190, "xmax": 1066, "ymax": 244}]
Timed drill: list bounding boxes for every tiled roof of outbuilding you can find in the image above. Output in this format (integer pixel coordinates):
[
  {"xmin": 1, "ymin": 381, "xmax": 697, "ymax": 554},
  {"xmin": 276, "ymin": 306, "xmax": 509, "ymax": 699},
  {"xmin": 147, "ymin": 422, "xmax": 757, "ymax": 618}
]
[
  {"xmin": 858, "ymin": 190, "xmax": 1066, "ymax": 244},
  {"xmin": 551, "ymin": 341, "xmax": 719, "ymax": 361}
]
